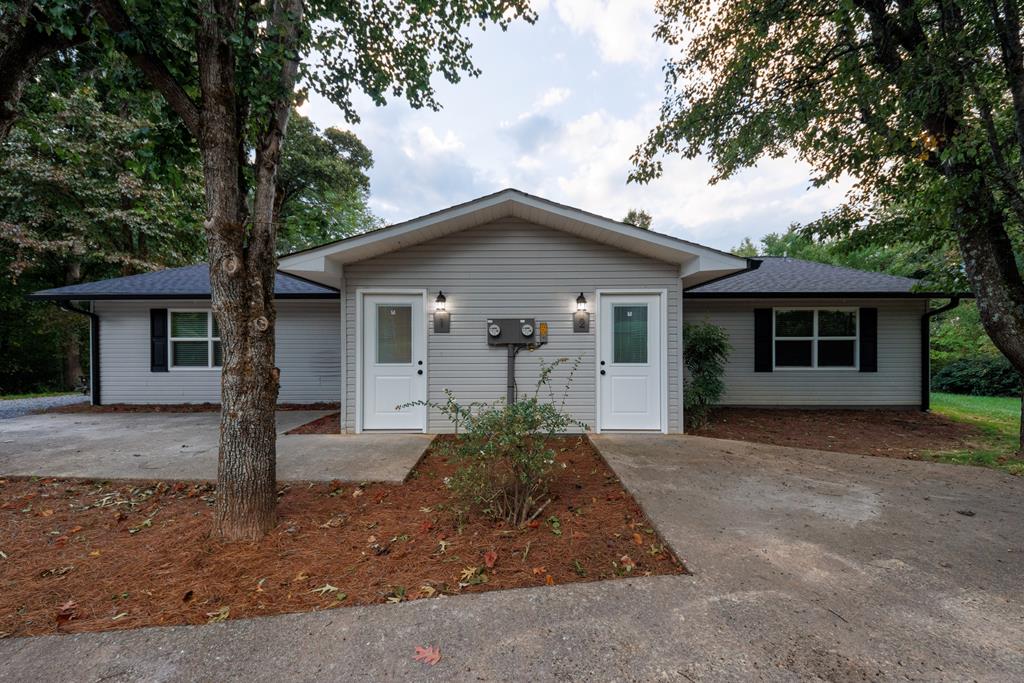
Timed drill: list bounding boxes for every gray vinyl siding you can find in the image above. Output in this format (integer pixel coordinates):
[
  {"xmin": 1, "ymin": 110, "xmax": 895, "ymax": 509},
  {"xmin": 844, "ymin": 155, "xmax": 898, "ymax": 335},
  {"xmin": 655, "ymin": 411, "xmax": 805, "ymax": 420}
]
[
  {"xmin": 684, "ymin": 298, "xmax": 927, "ymax": 406},
  {"xmin": 343, "ymin": 219, "xmax": 683, "ymax": 433},
  {"xmin": 95, "ymin": 299, "xmax": 340, "ymax": 404}
]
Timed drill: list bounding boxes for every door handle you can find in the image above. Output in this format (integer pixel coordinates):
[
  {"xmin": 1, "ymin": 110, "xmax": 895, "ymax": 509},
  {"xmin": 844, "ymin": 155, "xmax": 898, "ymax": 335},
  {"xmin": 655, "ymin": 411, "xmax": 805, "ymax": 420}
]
[
  {"xmin": 417, "ymin": 369, "xmax": 423, "ymax": 375},
  {"xmin": 600, "ymin": 369, "xmax": 606, "ymax": 375},
  {"xmin": 418, "ymin": 360, "xmax": 423, "ymax": 365},
  {"xmin": 600, "ymin": 360, "xmax": 605, "ymax": 365}
]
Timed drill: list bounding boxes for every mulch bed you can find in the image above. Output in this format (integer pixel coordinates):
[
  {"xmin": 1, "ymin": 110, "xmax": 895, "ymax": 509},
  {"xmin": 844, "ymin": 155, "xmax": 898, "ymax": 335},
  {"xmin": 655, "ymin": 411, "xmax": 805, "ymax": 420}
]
[
  {"xmin": 44, "ymin": 402, "xmax": 340, "ymax": 414},
  {"xmin": 693, "ymin": 407, "xmax": 983, "ymax": 459},
  {"xmin": 0, "ymin": 437, "xmax": 684, "ymax": 638},
  {"xmin": 285, "ymin": 412, "xmax": 341, "ymax": 435}
]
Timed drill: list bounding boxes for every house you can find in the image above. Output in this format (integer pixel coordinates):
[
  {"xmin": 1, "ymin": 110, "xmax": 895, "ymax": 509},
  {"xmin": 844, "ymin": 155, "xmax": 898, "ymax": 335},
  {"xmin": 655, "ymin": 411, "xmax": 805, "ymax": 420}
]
[{"xmin": 29, "ymin": 189, "xmax": 962, "ymax": 433}]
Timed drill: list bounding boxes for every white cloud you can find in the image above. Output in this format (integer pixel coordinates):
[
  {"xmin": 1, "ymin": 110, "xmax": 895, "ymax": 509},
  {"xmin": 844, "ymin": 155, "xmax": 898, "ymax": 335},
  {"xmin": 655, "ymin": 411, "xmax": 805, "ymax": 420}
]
[
  {"xmin": 415, "ymin": 127, "xmax": 464, "ymax": 156},
  {"xmin": 536, "ymin": 87, "xmax": 571, "ymax": 109},
  {"xmin": 552, "ymin": 0, "xmax": 667, "ymax": 65}
]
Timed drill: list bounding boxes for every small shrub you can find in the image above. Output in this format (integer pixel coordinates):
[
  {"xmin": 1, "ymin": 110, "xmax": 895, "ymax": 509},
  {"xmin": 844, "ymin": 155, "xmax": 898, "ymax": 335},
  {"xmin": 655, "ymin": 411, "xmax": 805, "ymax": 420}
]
[
  {"xmin": 408, "ymin": 357, "xmax": 586, "ymax": 526},
  {"xmin": 932, "ymin": 357, "xmax": 1022, "ymax": 397},
  {"xmin": 683, "ymin": 322, "xmax": 731, "ymax": 428}
]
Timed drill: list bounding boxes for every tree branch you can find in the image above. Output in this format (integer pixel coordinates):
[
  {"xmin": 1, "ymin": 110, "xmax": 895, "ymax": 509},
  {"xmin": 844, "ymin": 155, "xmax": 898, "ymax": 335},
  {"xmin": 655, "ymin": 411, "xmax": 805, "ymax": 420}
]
[{"xmin": 92, "ymin": 0, "xmax": 201, "ymax": 138}]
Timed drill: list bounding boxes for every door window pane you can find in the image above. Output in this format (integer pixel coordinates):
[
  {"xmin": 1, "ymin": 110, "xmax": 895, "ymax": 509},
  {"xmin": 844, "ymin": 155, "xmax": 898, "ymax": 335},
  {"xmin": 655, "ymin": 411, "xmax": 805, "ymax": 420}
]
[
  {"xmin": 819, "ymin": 310, "xmax": 856, "ymax": 337},
  {"xmin": 775, "ymin": 310, "xmax": 813, "ymax": 337},
  {"xmin": 818, "ymin": 339, "xmax": 855, "ymax": 366},
  {"xmin": 173, "ymin": 341, "xmax": 209, "ymax": 367},
  {"xmin": 377, "ymin": 304, "xmax": 412, "ymax": 364},
  {"xmin": 613, "ymin": 305, "xmax": 648, "ymax": 364},
  {"xmin": 171, "ymin": 311, "xmax": 208, "ymax": 337},
  {"xmin": 775, "ymin": 340, "xmax": 813, "ymax": 367}
]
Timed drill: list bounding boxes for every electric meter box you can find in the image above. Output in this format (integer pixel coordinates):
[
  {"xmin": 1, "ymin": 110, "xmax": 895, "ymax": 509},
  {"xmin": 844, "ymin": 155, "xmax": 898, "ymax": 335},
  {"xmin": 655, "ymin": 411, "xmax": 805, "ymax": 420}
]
[{"xmin": 486, "ymin": 318, "xmax": 538, "ymax": 345}]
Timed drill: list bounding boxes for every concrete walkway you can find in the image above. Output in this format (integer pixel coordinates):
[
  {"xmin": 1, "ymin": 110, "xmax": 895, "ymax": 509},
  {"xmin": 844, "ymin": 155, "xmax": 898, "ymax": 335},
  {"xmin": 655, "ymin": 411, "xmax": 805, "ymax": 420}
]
[
  {"xmin": 0, "ymin": 412, "xmax": 430, "ymax": 482},
  {"xmin": 1, "ymin": 435, "xmax": 1022, "ymax": 681}
]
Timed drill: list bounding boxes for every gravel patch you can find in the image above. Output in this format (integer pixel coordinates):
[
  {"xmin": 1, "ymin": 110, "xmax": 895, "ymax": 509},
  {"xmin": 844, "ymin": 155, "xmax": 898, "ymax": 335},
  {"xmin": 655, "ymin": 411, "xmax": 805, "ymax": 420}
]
[{"xmin": 0, "ymin": 393, "xmax": 88, "ymax": 420}]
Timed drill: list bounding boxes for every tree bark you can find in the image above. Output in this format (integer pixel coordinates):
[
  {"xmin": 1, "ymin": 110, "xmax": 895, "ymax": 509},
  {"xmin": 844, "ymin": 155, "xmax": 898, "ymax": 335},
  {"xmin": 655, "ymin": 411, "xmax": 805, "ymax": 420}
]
[
  {"xmin": 195, "ymin": 0, "xmax": 279, "ymax": 541},
  {"xmin": 947, "ymin": 170, "xmax": 1024, "ymax": 450}
]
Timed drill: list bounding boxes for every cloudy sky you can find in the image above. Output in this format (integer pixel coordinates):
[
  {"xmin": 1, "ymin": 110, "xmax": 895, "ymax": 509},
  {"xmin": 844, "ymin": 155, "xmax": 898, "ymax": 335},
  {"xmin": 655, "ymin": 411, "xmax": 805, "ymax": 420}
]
[{"xmin": 302, "ymin": 0, "xmax": 850, "ymax": 252}]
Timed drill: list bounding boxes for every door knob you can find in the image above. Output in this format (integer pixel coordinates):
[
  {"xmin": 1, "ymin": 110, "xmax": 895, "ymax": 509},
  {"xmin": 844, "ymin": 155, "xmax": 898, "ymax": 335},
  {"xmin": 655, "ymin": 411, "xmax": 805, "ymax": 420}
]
[
  {"xmin": 600, "ymin": 369, "xmax": 606, "ymax": 375},
  {"xmin": 600, "ymin": 360, "xmax": 605, "ymax": 365},
  {"xmin": 417, "ymin": 369, "xmax": 423, "ymax": 375},
  {"xmin": 417, "ymin": 360, "xmax": 423, "ymax": 365}
]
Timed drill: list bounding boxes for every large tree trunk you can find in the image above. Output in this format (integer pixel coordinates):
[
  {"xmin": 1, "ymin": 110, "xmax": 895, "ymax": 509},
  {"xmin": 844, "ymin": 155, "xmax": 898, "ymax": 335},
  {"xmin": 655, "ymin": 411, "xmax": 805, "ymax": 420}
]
[
  {"xmin": 950, "ymin": 173, "xmax": 1024, "ymax": 450},
  {"xmin": 197, "ymin": 0, "xmax": 279, "ymax": 541}
]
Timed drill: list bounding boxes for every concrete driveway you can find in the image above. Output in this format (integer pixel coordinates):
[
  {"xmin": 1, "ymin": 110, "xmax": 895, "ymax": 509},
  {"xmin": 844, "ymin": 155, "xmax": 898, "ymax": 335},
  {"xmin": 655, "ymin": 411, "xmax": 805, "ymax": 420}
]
[
  {"xmin": 0, "ymin": 411, "xmax": 430, "ymax": 482},
  {"xmin": 1, "ymin": 435, "xmax": 1021, "ymax": 681}
]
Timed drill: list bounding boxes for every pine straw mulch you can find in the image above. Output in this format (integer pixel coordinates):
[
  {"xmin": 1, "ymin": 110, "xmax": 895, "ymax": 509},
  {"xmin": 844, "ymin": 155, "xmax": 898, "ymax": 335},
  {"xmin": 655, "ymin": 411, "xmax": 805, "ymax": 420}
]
[
  {"xmin": 0, "ymin": 437, "xmax": 685, "ymax": 639},
  {"xmin": 692, "ymin": 407, "xmax": 984, "ymax": 459},
  {"xmin": 43, "ymin": 402, "xmax": 340, "ymax": 415},
  {"xmin": 285, "ymin": 412, "xmax": 341, "ymax": 434}
]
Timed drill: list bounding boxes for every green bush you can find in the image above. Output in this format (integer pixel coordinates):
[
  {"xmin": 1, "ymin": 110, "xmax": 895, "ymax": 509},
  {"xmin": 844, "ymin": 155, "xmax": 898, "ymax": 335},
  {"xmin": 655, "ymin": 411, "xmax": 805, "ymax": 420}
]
[
  {"xmin": 410, "ymin": 357, "xmax": 586, "ymax": 526},
  {"xmin": 933, "ymin": 357, "xmax": 1022, "ymax": 397},
  {"xmin": 683, "ymin": 322, "xmax": 731, "ymax": 428}
]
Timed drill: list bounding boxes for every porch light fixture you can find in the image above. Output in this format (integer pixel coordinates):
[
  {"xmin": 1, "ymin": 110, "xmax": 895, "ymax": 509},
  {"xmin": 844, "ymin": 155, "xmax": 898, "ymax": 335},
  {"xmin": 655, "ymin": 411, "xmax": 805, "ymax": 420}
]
[
  {"xmin": 434, "ymin": 291, "xmax": 450, "ymax": 333},
  {"xmin": 574, "ymin": 292, "xmax": 590, "ymax": 333}
]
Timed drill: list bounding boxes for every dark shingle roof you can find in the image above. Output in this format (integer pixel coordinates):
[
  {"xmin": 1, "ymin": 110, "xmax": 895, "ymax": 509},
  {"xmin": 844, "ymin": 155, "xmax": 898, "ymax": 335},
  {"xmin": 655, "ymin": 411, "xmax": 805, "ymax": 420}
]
[
  {"xmin": 28, "ymin": 263, "xmax": 339, "ymax": 300},
  {"xmin": 686, "ymin": 256, "xmax": 929, "ymax": 297}
]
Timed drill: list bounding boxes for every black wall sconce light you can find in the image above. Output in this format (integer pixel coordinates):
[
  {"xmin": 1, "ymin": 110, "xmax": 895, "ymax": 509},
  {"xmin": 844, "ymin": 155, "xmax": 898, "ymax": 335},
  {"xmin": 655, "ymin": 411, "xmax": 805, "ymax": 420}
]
[
  {"xmin": 434, "ymin": 291, "xmax": 450, "ymax": 333},
  {"xmin": 573, "ymin": 292, "xmax": 589, "ymax": 332}
]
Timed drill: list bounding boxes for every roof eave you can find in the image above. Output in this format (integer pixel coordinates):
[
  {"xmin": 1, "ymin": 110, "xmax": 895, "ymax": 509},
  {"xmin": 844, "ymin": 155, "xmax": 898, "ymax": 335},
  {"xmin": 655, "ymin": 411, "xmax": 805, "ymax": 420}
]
[
  {"xmin": 26, "ymin": 292, "xmax": 341, "ymax": 301},
  {"xmin": 683, "ymin": 291, "xmax": 973, "ymax": 299}
]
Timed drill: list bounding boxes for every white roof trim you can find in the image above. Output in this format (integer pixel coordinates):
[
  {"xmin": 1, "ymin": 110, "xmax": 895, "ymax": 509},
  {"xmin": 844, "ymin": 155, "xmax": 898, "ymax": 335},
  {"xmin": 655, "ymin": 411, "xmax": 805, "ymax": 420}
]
[{"xmin": 278, "ymin": 189, "xmax": 748, "ymax": 283}]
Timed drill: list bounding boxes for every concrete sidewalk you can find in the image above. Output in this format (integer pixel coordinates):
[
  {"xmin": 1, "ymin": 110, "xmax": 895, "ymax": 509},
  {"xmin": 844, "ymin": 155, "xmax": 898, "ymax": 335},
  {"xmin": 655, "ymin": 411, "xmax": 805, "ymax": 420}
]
[{"xmin": 0, "ymin": 412, "xmax": 430, "ymax": 482}]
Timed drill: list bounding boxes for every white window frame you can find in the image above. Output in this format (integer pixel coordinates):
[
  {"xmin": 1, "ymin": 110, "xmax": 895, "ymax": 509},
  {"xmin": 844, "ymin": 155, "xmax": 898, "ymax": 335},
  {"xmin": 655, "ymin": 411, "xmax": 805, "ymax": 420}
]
[
  {"xmin": 168, "ymin": 309, "xmax": 222, "ymax": 370},
  {"xmin": 772, "ymin": 307, "xmax": 859, "ymax": 370}
]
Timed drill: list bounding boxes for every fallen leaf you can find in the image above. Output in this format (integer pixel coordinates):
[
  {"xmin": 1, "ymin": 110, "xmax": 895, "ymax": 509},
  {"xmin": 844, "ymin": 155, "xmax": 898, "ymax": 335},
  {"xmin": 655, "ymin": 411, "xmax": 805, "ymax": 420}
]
[
  {"xmin": 40, "ymin": 509, "xmax": 54, "ymax": 517},
  {"xmin": 112, "ymin": 612, "xmax": 129, "ymax": 621},
  {"xmin": 527, "ymin": 519, "xmax": 540, "ymax": 529},
  {"xmin": 0, "ymin": 550, "xmax": 8, "ymax": 560},
  {"xmin": 632, "ymin": 532, "xmax": 644, "ymax": 546},
  {"xmin": 459, "ymin": 566, "xmax": 479, "ymax": 581},
  {"xmin": 57, "ymin": 600, "xmax": 77, "ymax": 619},
  {"xmin": 419, "ymin": 519, "xmax": 434, "ymax": 533},
  {"xmin": 53, "ymin": 536, "xmax": 69, "ymax": 547},
  {"xmin": 418, "ymin": 585, "xmax": 437, "ymax": 598},
  {"xmin": 620, "ymin": 554, "xmax": 636, "ymax": 570},
  {"xmin": 206, "ymin": 606, "xmax": 230, "ymax": 623},
  {"xmin": 310, "ymin": 583, "xmax": 339, "ymax": 596},
  {"xmin": 352, "ymin": 488, "xmax": 363, "ymax": 498},
  {"xmin": 293, "ymin": 571, "xmax": 309, "ymax": 582},
  {"xmin": 88, "ymin": 550, "xmax": 101, "ymax": 558},
  {"xmin": 483, "ymin": 550, "xmax": 498, "ymax": 568},
  {"xmin": 413, "ymin": 645, "xmax": 441, "ymax": 666},
  {"xmin": 68, "ymin": 526, "xmax": 83, "ymax": 535},
  {"xmin": 532, "ymin": 566, "xmax": 546, "ymax": 575},
  {"xmin": 545, "ymin": 575, "xmax": 555, "ymax": 586}
]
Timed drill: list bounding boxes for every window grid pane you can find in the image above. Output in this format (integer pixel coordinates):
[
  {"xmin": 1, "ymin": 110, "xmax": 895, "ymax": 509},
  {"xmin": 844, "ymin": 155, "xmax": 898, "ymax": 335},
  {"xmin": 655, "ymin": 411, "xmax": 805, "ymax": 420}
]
[
  {"xmin": 213, "ymin": 340, "xmax": 223, "ymax": 367},
  {"xmin": 613, "ymin": 305, "xmax": 648, "ymax": 364},
  {"xmin": 171, "ymin": 312, "xmax": 208, "ymax": 338},
  {"xmin": 775, "ymin": 310, "xmax": 813, "ymax": 337},
  {"xmin": 173, "ymin": 341, "xmax": 209, "ymax": 367},
  {"xmin": 818, "ymin": 310, "xmax": 856, "ymax": 337},
  {"xmin": 377, "ymin": 304, "xmax": 412, "ymax": 364},
  {"xmin": 775, "ymin": 340, "xmax": 813, "ymax": 367},
  {"xmin": 818, "ymin": 339, "xmax": 856, "ymax": 366}
]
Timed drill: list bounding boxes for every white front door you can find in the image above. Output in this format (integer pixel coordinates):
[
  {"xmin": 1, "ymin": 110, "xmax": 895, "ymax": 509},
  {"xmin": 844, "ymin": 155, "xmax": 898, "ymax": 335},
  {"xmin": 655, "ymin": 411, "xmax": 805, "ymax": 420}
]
[
  {"xmin": 599, "ymin": 294, "xmax": 662, "ymax": 430},
  {"xmin": 362, "ymin": 294, "xmax": 426, "ymax": 430}
]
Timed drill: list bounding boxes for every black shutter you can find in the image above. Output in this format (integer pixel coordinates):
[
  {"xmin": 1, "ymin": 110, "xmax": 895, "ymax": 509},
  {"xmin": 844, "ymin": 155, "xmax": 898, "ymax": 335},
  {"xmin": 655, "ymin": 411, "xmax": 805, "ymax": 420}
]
[
  {"xmin": 754, "ymin": 308, "xmax": 773, "ymax": 372},
  {"xmin": 151, "ymin": 308, "xmax": 168, "ymax": 372},
  {"xmin": 859, "ymin": 307, "xmax": 878, "ymax": 372}
]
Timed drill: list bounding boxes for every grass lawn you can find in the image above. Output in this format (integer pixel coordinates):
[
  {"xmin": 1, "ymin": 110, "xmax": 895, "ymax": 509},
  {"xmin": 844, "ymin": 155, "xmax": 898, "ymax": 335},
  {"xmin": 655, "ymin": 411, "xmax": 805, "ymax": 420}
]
[
  {"xmin": 929, "ymin": 392, "xmax": 1023, "ymax": 475},
  {"xmin": 0, "ymin": 391, "xmax": 76, "ymax": 401}
]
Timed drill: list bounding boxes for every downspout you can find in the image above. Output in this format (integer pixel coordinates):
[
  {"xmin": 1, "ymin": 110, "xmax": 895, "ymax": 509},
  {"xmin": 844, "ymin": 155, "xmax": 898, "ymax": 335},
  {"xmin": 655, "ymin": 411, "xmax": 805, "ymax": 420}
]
[
  {"xmin": 920, "ymin": 296, "xmax": 960, "ymax": 411},
  {"xmin": 56, "ymin": 301, "xmax": 100, "ymax": 406}
]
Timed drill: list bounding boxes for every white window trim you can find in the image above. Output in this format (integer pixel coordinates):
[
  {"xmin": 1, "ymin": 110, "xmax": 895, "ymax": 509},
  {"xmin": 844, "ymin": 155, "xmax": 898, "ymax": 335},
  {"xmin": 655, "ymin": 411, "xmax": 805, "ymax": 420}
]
[
  {"xmin": 773, "ymin": 307, "xmax": 859, "ymax": 370},
  {"xmin": 168, "ymin": 309, "xmax": 222, "ymax": 370}
]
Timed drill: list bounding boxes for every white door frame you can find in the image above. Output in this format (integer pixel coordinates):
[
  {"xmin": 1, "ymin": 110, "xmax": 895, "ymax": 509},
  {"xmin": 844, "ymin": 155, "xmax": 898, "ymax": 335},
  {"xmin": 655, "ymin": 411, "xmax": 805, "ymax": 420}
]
[
  {"xmin": 594, "ymin": 289, "xmax": 668, "ymax": 434},
  {"xmin": 355, "ymin": 288, "xmax": 429, "ymax": 433}
]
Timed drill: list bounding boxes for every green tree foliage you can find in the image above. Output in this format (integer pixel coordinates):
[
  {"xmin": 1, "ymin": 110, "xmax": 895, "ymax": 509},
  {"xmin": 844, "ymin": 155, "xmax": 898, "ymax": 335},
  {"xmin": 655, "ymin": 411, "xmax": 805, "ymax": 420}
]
[
  {"xmin": 622, "ymin": 208, "xmax": 652, "ymax": 229},
  {"xmin": 634, "ymin": 0, "xmax": 1024, "ymax": 445},
  {"xmin": 275, "ymin": 113, "xmax": 381, "ymax": 253},
  {"xmin": 0, "ymin": 58, "xmax": 205, "ymax": 393}
]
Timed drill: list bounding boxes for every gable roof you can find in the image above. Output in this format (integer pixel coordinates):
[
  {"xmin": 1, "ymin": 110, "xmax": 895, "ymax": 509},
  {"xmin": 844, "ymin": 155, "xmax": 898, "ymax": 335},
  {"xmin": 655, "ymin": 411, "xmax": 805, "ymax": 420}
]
[
  {"xmin": 685, "ymin": 256, "xmax": 956, "ymax": 298},
  {"xmin": 28, "ymin": 264, "xmax": 340, "ymax": 301},
  {"xmin": 277, "ymin": 188, "xmax": 750, "ymax": 288}
]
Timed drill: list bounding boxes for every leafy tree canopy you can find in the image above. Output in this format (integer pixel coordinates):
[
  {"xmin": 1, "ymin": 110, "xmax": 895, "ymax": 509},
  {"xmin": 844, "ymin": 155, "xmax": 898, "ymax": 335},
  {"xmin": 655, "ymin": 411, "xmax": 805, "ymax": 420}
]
[{"xmin": 623, "ymin": 208, "xmax": 652, "ymax": 229}]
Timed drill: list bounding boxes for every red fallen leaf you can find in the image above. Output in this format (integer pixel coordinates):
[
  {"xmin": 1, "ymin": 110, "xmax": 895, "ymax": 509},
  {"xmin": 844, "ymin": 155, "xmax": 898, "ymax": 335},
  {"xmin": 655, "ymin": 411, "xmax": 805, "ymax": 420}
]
[
  {"xmin": 68, "ymin": 526, "xmax": 83, "ymax": 535},
  {"xmin": 532, "ymin": 566, "xmax": 546, "ymax": 575},
  {"xmin": 632, "ymin": 532, "xmax": 644, "ymax": 546},
  {"xmin": 526, "ymin": 519, "xmax": 540, "ymax": 529},
  {"xmin": 412, "ymin": 645, "xmax": 441, "ymax": 666},
  {"xmin": 373, "ymin": 491, "xmax": 389, "ymax": 504},
  {"xmin": 545, "ymin": 575, "xmax": 555, "ymax": 586},
  {"xmin": 53, "ymin": 536, "xmax": 69, "ymax": 547},
  {"xmin": 418, "ymin": 519, "xmax": 434, "ymax": 533},
  {"xmin": 56, "ymin": 600, "xmax": 77, "ymax": 621},
  {"xmin": 483, "ymin": 550, "xmax": 498, "ymax": 568}
]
